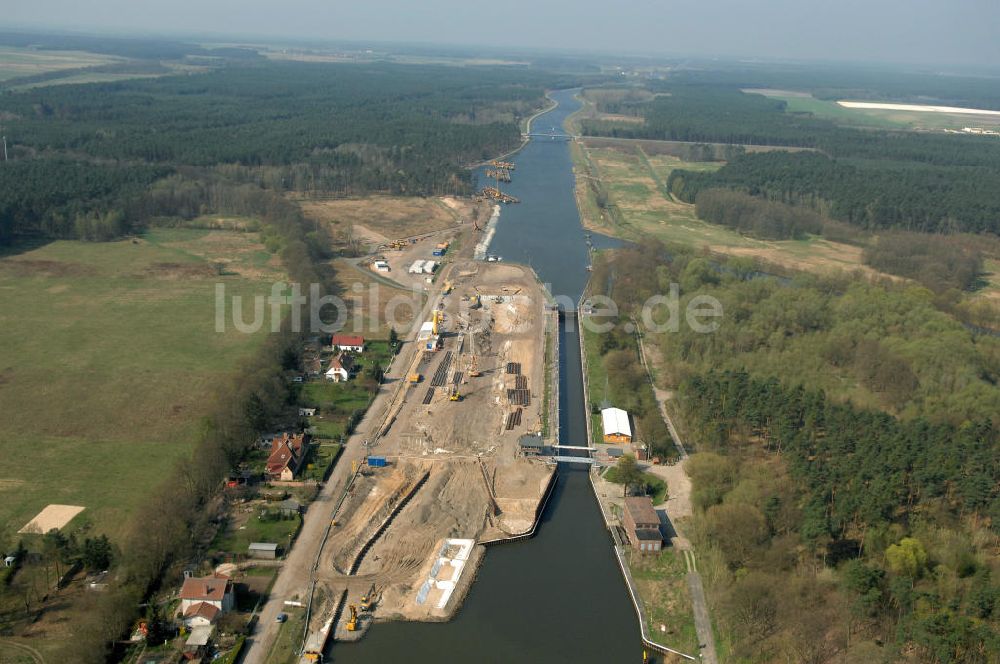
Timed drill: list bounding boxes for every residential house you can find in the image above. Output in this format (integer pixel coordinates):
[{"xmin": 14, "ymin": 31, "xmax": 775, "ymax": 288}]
[
  {"xmin": 325, "ymin": 353, "xmax": 355, "ymax": 382},
  {"xmin": 331, "ymin": 334, "xmax": 365, "ymax": 353},
  {"xmin": 178, "ymin": 573, "xmax": 234, "ymax": 628},
  {"xmin": 623, "ymin": 496, "xmax": 662, "ymax": 553},
  {"xmin": 298, "ymin": 407, "xmax": 317, "ymax": 417},
  {"xmin": 266, "ymin": 433, "xmax": 308, "ymax": 481},
  {"xmin": 601, "ymin": 407, "xmax": 632, "ymax": 444}
]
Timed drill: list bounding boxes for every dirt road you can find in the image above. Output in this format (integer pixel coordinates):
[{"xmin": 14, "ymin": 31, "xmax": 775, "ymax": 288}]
[{"xmin": 633, "ymin": 318, "xmax": 719, "ymax": 664}]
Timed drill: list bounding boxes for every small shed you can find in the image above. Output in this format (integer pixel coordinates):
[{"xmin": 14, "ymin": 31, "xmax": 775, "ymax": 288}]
[
  {"xmin": 3, "ymin": 555, "xmax": 16, "ymax": 568},
  {"xmin": 184, "ymin": 624, "xmax": 214, "ymax": 659},
  {"xmin": 278, "ymin": 498, "xmax": 302, "ymax": 517},
  {"xmin": 248, "ymin": 542, "xmax": 279, "ymax": 560},
  {"xmin": 606, "ymin": 447, "xmax": 624, "ymax": 459}
]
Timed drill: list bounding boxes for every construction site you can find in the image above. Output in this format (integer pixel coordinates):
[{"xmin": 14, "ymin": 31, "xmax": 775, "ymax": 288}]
[
  {"xmin": 300, "ymin": 251, "xmax": 558, "ymax": 660},
  {"xmin": 475, "ymin": 160, "xmax": 520, "ymax": 204}
]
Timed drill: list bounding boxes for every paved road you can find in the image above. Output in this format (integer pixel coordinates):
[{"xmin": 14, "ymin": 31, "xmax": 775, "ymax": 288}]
[{"xmin": 241, "ymin": 272, "xmax": 443, "ymax": 664}]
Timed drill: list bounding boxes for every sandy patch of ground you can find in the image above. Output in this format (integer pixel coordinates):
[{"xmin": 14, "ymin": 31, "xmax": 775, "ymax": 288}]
[
  {"xmin": 298, "ymin": 196, "xmax": 467, "ymax": 243},
  {"xmin": 19, "ymin": 504, "xmax": 85, "ymax": 533}
]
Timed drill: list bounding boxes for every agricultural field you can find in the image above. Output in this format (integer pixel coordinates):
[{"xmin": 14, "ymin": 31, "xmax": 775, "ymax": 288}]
[
  {"xmin": 0, "ymin": 46, "xmax": 120, "ymax": 82},
  {"xmin": 580, "ymin": 145, "xmax": 883, "ymax": 277},
  {"xmin": 0, "ymin": 228, "xmax": 285, "ymax": 540}
]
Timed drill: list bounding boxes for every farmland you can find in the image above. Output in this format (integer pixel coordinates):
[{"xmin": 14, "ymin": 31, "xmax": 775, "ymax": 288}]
[
  {"xmin": 0, "ymin": 229, "xmax": 285, "ymax": 539},
  {"xmin": 0, "ymin": 46, "xmax": 119, "ymax": 81},
  {"xmin": 746, "ymin": 88, "xmax": 1000, "ymax": 131}
]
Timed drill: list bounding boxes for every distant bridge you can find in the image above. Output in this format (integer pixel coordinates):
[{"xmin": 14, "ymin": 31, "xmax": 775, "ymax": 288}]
[{"xmin": 523, "ymin": 132, "xmax": 575, "ymax": 141}]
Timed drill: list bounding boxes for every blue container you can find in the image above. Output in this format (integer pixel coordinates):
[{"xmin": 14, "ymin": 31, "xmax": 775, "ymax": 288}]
[{"xmin": 367, "ymin": 456, "xmax": 387, "ymax": 467}]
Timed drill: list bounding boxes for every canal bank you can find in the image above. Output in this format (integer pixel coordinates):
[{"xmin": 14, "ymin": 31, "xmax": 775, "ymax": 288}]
[{"xmin": 334, "ymin": 89, "xmax": 641, "ymax": 663}]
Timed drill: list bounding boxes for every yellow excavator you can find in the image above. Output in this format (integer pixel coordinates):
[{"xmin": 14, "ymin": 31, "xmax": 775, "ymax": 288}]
[
  {"xmin": 346, "ymin": 604, "xmax": 359, "ymax": 632},
  {"xmin": 360, "ymin": 584, "xmax": 378, "ymax": 612},
  {"xmin": 449, "ymin": 387, "xmax": 462, "ymax": 402}
]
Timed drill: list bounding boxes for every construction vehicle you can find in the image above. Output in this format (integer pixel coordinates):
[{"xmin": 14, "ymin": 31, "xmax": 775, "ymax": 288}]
[
  {"xmin": 360, "ymin": 584, "xmax": 377, "ymax": 612},
  {"xmin": 468, "ymin": 355, "xmax": 482, "ymax": 378},
  {"xmin": 449, "ymin": 387, "xmax": 462, "ymax": 402},
  {"xmin": 442, "ymin": 281, "xmax": 453, "ymax": 295},
  {"xmin": 346, "ymin": 605, "xmax": 359, "ymax": 632},
  {"xmin": 432, "ymin": 309, "xmax": 443, "ymax": 335},
  {"xmin": 408, "ymin": 373, "xmax": 422, "ymax": 384},
  {"xmin": 470, "ymin": 294, "xmax": 481, "ymax": 309}
]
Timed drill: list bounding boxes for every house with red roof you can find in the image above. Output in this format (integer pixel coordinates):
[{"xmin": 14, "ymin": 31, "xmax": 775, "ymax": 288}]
[
  {"xmin": 325, "ymin": 353, "xmax": 355, "ymax": 383},
  {"xmin": 178, "ymin": 573, "xmax": 234, "ymax": 628},
  {"xmin": 331, "ymin": 334, "xmax": 365, "ymax": 353},
  {"xmin": 266, "ymin": 433, "xmax": 308, "ymax": 481}
]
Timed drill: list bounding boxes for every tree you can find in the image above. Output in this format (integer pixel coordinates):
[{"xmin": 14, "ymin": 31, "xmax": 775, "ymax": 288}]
[
  {"xmin": 614, "ymin": 455, "xmax": 644, "ymax": 497},
  {"xmin": 82, "ymin": 535, "xmax": 114, "ymax": 572},
  {"xmin": 885, "ymin": 537, "xmax": 927, "ymax": 579}
]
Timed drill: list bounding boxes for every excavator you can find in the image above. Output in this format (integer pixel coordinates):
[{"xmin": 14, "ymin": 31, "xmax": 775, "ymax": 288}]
[
  {"xmin": 449, "ymin": 387, "xmax": 462, "ymax": 402},
  {"xmin": 360, "ymin": 584, "xmax": 378, "ymax": 612},
  {"xmin": 346, "ymin": 604, "xmax": 359, "ymax": 632}
]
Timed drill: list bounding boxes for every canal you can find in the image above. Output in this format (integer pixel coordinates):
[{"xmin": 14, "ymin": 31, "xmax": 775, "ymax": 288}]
[{"xmin": 336, "ymin": 89, "xmax": 642, "ymax": 663}]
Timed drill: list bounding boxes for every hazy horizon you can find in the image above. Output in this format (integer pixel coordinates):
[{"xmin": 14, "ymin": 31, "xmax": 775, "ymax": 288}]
[{"xmin": 7, "ymin": 0, "xmax": 1000, "ymax": 70}]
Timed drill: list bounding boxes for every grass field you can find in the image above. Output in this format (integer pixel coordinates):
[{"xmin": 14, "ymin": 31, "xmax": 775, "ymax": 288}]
[
  {"xmin": 0, "ymin": 47, "xmax": 120, "ymax": 82},
  {"xmin": 212, "ymin": 512, "xmax": 301, "ymax": 556},
  {"xmin": 0, "ymin": 229, "xmax": 284, "ymax": 539},
  {"xmin": 629, "ymin": 549, "xmax": 699, "ymax": 655},
  {"xmin": 745, "ymin": 88, "xmax": 1000, "ymax": 131},
  {"xmin": 581, "ymin": 145, "xmax": 882, "ymax": 277}
]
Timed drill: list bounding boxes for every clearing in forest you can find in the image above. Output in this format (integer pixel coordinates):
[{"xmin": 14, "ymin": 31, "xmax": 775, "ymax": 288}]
[{"xmin": 582, "ymin": 146, "xmax": 884, "ymax": 277}]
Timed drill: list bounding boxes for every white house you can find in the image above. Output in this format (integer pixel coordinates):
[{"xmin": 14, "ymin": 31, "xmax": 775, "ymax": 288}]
[
  {"xmin": 179, "ymin": 574, "xmax": 234, "ymax": 628},
  {"xmin": 331, "ymin": 335, "xmax": 365, "ymax": 353},
  {"xmin": 325, "ymin": 353, "xmax": 355, "ymax": 382},
  {"xmin": 373, "ymin": 260, "xmax": 390, "ymax": 272}
]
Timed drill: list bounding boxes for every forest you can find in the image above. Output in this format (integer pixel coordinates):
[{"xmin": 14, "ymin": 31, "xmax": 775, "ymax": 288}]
[
  {"xmin": 581, "ymin": 85, "xmax": 1000, "ymax": 234},
  {"xmin": 0, "ymin": 60, "xmax": 559, "ymax": 245},
  {"xmin": 593, "ymin": 240, "xmax": 1000, "ymax": 662}
]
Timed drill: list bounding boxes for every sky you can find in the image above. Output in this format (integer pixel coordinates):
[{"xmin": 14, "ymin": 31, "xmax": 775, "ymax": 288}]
[{"xmin": 8, "ymin": 0, "xmax": 1000, "ymax": 68}]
